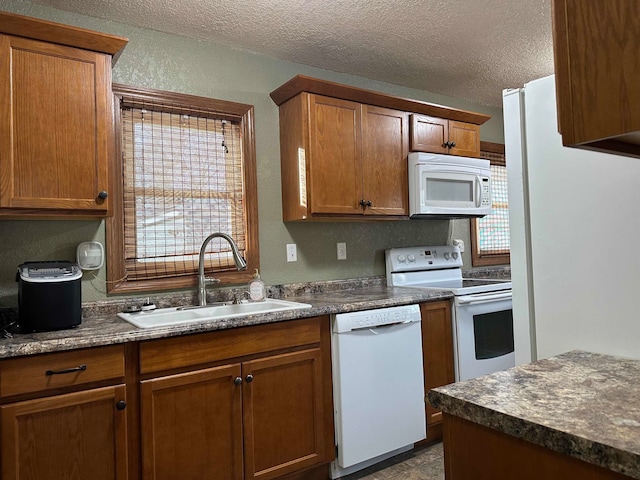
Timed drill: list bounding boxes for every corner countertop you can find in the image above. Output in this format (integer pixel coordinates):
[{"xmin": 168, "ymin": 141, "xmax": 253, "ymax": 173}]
[
  {"xmin": 428, "ymin": 351, "xmax": 640, "ymax": 479},
  {"xmin": 0, "ymin": 286, "xmax": 452, "ymax": 359}
]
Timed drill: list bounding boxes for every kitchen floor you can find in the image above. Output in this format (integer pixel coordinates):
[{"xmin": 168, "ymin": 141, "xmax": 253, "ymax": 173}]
[{"xmin": 341, "ymin": 442, "xmax": 445, "ymax": 480}]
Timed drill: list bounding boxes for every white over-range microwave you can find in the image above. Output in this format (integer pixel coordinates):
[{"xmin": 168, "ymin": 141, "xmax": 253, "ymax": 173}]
[{"xmin": 408, "ymin": 152, "xmax": 492, "ymax": 218}]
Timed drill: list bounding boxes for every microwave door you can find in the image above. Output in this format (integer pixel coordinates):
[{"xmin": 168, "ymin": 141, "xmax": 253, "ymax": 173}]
[{"xmin": 421, "ymin": 172, "xmax": 476, "ymax": 208}]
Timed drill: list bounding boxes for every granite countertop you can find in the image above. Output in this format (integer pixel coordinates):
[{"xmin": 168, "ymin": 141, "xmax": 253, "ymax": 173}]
[
  {"xmin": 428, "ymin": 351, "xmax": 640, "ymax": 479},
  {"xmin": 0, "ymin": 285, "xmax": 452, "ymax": 359}
]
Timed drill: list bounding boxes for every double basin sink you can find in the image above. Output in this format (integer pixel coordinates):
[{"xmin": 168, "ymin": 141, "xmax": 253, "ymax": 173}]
[{"xmin": 117, "ymin": 299, "xmax": 312, "ymax": 329}]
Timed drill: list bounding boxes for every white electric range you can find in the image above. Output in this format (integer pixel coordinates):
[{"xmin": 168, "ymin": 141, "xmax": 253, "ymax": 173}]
[{"xmin": 386, "ymin": 245, "xmax": 514, "ymax": 381}]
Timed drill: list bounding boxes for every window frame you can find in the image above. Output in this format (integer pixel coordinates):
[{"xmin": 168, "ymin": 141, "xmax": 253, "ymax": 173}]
[
  {"xmin": 470, "ymin": 141, "xmax": 510, "ymax": 267},
  {"xmin": 106, "ymin": 84, "xmax": 259, "ymax": 294}
]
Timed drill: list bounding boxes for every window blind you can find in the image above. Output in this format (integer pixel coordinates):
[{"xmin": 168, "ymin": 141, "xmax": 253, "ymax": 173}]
[
  {"xmin": 120, "ymin": 100, "xmax": 246, "ymax": 281},
  {"xmin": 477, "ymin": 149, "xmax": 509, "ymax": 255}
]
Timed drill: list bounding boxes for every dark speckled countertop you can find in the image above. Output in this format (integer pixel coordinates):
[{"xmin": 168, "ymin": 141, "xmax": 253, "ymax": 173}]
[
  {"xmin": 0, "ymin": 283, "xmax": 452, "ymax": 358},
  {"xmin": 428, "ymin": 351, "xmax": 640, "ymax": 479}
]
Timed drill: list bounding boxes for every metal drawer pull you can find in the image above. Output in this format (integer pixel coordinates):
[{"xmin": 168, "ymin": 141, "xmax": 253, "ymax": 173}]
[{"xmin": 45, "ymin": 364, "xmax": 87, "ymax": 376}]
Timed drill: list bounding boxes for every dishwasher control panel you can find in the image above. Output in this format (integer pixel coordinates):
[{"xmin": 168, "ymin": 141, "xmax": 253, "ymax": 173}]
[{"xmin": 332, "ymin": 304, "xmax": 421, "ymax": 333}]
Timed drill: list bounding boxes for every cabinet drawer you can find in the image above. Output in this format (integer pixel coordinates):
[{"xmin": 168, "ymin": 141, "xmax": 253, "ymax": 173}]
[
  {"xmin": 140, "ymin": 317, "xmax": 323, "ymax": 374},
  {"xmin": 0, "ymin": 345, "xmax": 125, "ymax": 398}
]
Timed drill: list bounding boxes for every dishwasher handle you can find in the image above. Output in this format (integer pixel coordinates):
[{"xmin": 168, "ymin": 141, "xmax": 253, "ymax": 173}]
[
  {"xmin": 455, "ymin": 291, "xmax": 512, "ymax": 306},
  {"xmin": 348, "ymin": 320, "xmax": 414, "ymax": 332}
]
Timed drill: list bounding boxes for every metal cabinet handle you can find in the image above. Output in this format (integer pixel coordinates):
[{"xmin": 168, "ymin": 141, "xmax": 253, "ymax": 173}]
[
  {"xmin": 450, "ymin": 141, "xmax": 456, "ymax": 148},
  {"xmin": 245, "ymin": 374, "xmax": 254, "ymax": 383},
  {"xmin": 97, "ymin": 191, "xmax": 108, "ymax": 200},
  {"xmin": 116, "ymin": 400, "xmax": 127, "ymax": 411},
  {"xmin": 234, "ymin": 376, "xmax": 243, "ymax": 386},
  {"xmin": 45, "ymin": 364, "xmax": 87, "ymax": 376}
]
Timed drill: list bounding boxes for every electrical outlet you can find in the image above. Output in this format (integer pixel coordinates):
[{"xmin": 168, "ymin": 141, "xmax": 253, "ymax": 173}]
[
  {"xmin": 286, "ymin": 243, "xmax": 297, "ymax": 262},
  {"xmin": 337, "ymin": 242, "xmax": 347, "ymax": 260},
  {"xmin": 452, "ymin": 239, "xmax": 465, "ymax": 253}
]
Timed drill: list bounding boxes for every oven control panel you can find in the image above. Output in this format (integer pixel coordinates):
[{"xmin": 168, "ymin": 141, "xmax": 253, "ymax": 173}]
[{"xmin": 385, "ymin": 245, "xmax": 462, "ymax": 273}]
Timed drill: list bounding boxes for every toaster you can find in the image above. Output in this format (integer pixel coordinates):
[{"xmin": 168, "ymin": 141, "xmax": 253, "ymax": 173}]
[{"xmin": 17, "ymin": 261, "xmax": 82, "ymax": 333}]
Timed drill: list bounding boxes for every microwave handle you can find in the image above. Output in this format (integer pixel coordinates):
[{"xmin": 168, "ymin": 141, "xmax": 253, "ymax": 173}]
[{"xmin": 475, "ymin": 176, "xmax": 482, "ymax": 207}]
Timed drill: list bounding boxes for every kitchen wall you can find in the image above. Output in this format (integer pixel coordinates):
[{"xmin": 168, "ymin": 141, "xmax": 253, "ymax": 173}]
[{"xmin": 0, "ymin": 0, "xmax": 504, "ymax": 306}]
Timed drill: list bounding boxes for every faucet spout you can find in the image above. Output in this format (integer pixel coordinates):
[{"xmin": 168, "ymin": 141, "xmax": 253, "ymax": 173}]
[{"xmin": 198, "ymin": 233, "xmax": 247, "ymax": 306}]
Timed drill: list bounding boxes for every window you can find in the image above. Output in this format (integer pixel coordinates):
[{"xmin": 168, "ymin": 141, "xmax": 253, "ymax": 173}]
[
  {"xmin": 106, "ymin": 84, "xmax": 258, "ymax": 293},
  {"xmin": 470, "ymin": 142, "xmax": 509, "ymax": 266}
]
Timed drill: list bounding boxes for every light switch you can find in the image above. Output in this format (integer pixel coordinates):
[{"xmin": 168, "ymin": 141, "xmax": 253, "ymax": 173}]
[
  {"xmin": 337, "ymin": 242, "xmax": 347, "ymax": 260},
  {"xmin": 286, "ymin": 244, "xmax": 297, "ymax": 262}
]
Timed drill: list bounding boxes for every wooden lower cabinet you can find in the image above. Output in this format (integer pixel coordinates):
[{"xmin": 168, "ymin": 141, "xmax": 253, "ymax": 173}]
[
  {"xmin": 1, "ymin": 384, "xmax": 128, "ymax": 480},
  {"xmin": 443, "ymin": 414, "xmax": 633, "ymax": 479},
  {"xmin": 420, "ymin": 301, "xmax": 455, "ymax": 443},
  {"xmin": 140, "ymin": 364, "xmax": 243, "ymax": 480},
  {"xmin": 243, "ymin": 348, "xmax": 325, "ymax": 480},
  {"xmin": 139, "ymin": 318, "xmax": 332, "ymax": 480}
]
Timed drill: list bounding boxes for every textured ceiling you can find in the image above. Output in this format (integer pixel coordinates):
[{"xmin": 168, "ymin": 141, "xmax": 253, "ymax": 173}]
[{"xmin": 29, "ymin": 0, "xmax": 555, "ymax": 107}]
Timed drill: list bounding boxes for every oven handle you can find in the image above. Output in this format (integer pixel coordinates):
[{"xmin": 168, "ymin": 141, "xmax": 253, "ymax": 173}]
[
  {"xmin": 455, "ymin": 291, "xmax": 512, "ymax": 306},
  {"xmin": 475, "ymin": 176, "xmax": 482, "ymax": 207}
]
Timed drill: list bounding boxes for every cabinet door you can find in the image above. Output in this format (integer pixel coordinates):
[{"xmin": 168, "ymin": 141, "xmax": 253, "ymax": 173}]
[
  {"xmin": 140, "ymin": 364, "xmax": 243, "ymax": 480},
  {"xmin": 1, "ymin": 385, "xmax": 128, "ymax": 480},
  {"xmin": 420, "ymin": 301, "xmax": 454, "ymax": 443},
  {"xmin": 361, "ymin": 106, "xmax": 409, "ymax": 216},
  {"xmin": 448, "ymin": 121, "xmax": 481, "ymax": 158},
  {"xmin": 308, "ymin": 95, "xmax": 363, "ymax": 215},
  {"xmin": 410, "ymin": 114, "xmax": 449, "ymax": 153},
  {"xmin": 0, "ymin": 35, "xmax": 112, "ymax": 214},
  {"xmin": 553, "ymin": 0, "xmax": 640, "ymax": 155},
  {"xmin": 242, "ymin": 348, "xmax": 325, "ymax": 480}
]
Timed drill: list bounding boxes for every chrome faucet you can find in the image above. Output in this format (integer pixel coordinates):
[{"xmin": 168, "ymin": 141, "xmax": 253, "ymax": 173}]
[{"xmin": 198, "ymin": 233, "xmax": 247, "ymax": 306}]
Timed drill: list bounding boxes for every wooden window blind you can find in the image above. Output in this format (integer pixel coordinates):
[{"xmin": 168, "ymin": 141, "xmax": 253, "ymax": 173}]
[
  {"xmin": 107, "ymin": 85, "xmax": 258, "ymax": 293},
  {"xmin": 471, "ymin": 142, "xmax": 510, "ymax": 266}
]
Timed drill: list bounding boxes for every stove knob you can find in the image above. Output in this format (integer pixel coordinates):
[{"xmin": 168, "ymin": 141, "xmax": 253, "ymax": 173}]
[
  {"xmin": 407, "ymin": 255, "xmax": 416, "ymax": 262},
  {"xmin": 452, "ymin": 252, "xmax": 459, "ymax": 260},
  {"xmin": 444, "ymin": 252, "xmax": 450, "ymax": 260},
  {"xmin": 397, "ymin": 255, "xmax": 406, "ymax": 263}
]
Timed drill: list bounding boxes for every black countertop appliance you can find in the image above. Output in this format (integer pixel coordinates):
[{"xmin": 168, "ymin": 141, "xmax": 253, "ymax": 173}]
[{"xmin": 17, "ymin": 261, "xmax": 82, "ymax": 332}]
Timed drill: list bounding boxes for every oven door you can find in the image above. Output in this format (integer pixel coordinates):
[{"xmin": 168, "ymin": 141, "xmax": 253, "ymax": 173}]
[{"xmin": 453, "ymin": 291, "xmax": 514, "ymax": 381}]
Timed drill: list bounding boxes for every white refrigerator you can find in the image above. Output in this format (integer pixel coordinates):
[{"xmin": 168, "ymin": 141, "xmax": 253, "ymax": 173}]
[{"xmin": 503, "ymin": 74, "xmax": 640, "ymax": 364}]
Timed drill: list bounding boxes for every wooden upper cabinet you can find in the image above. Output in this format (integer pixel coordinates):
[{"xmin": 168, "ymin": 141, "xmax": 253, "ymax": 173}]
[
  {"xmin": 552, "ymin": 0, "xmax": 640, "ymax": 158},
  {"xmin": 410, "ymin": 114, "xmax": 480, "ymax": 157},
  {"xmin": 308, "ymin": 95, "xmax": 363, "ymax": 216},
  {"xmin": 361, "ymin": 105, "xmax": 409, "ymax": 216},
  {"xmin": 271, "ymin": 75, "xmax": 489, "ymax": 221},
  {"xmin": 448, "ymin": 121, "xmax": 481, "ymax": 157},
  {"xmin": 0, "ymin": 12, "xmax": 127, "ymax": 217},
  {"xmin": 279, "ymin": 92, "xmax": 408, "ymax": 221},
  {"xmin": 410, "ymin": 115, "xmax": 449, "ymax": 154}
]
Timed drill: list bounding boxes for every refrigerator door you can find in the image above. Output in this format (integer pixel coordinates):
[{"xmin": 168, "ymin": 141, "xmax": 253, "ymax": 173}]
[
  {"xmin": 505, "ymin": 75, "xmax": 640, "ymax": 362},
  {"xmin": 503, "ymin": 87, "xmax": 534, "ymax": 365}
]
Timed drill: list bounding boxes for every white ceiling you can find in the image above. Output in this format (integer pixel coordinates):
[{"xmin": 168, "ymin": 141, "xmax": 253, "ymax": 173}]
[{"xmin": 30, "ymin": 0, "xmax": 555, "ymax": 107}]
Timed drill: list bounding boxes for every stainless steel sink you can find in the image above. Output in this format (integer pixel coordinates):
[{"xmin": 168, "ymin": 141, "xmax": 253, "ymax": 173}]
[{"xmin": 117, "ymin": 299, "xmax": 313, "ymax": 329}]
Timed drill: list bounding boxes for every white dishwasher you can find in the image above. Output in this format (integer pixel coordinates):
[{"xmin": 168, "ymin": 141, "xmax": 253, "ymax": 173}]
[{"xmin": 330, "ymin": 304, "xmax": 426, "ymax": 479}]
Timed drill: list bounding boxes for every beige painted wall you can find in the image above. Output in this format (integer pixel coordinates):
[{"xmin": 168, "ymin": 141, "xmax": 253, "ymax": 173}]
[{"xmin": 0, "ymin": 0, "xmax": 504, "ymax": 306}]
